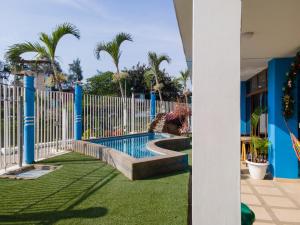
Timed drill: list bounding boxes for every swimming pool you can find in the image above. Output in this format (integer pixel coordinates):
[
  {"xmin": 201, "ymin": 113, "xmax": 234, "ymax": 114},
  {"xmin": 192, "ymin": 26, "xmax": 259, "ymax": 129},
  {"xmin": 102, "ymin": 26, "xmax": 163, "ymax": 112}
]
[
  {"xmin": 90, "ymin": 133, "xmax": 169, "ymax": 158},
  {"xmin": 73, "ymin": 133, "xmax": 189, "ymax": 180}
]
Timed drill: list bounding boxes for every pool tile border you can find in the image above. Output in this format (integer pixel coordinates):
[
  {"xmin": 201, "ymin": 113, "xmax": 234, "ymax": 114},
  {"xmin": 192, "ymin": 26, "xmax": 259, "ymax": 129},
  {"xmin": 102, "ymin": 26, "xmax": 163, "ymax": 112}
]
[{"xmin": 72, "ymin": 134, "xmax": 189, "ymax": 180}]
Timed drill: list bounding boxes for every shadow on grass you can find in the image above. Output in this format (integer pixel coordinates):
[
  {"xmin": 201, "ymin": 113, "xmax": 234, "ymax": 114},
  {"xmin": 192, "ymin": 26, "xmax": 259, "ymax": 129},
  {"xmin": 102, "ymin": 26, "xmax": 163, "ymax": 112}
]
[
  {"xmin": 0, "ymin": 153, "xmax": 119, "ymax": 224},
  {"xmin": 143, "ymin": 165, "xmax": 192, "ymax": 180},
  {"xmin": 0, "ymin": 207, "xmax": 108, "ymax": 224}
]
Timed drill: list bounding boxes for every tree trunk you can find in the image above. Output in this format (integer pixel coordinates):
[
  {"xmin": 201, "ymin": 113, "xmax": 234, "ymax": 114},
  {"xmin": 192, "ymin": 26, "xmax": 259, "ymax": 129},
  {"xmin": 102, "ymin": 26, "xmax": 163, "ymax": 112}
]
[
  {"xmin": 154, "ymin": 74, "xmax": 164, "ymax": 112},
  {"xmin": 185, "ymin": 94, "xmax": 188, "ymax": 105},
  {"xmin": 116, "ymin": 69, "xmax": 127, "ymax": 134},
  {"xmin": 51, "ymin": 60, "xmax": 63, "ymax": 92}
]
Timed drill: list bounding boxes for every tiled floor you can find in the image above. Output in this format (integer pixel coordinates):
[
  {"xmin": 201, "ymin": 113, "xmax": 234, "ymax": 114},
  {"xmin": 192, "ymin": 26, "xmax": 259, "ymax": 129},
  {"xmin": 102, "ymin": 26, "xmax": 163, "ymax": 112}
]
[{"xmin": 241, "ymin": 173, "xmax": 300, "ymax": 225}]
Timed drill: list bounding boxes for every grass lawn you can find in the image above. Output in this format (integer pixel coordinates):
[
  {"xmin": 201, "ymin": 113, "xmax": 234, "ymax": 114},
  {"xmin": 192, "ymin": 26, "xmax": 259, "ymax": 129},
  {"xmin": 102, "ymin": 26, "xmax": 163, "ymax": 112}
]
[{"xmin": 0, "ymin": 149, "xmax": 191, "ymax": 225}]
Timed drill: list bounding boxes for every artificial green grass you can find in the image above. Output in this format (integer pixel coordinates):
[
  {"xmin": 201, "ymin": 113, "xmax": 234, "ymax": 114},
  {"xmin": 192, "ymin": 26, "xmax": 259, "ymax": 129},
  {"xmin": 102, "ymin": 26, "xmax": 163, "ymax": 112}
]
[{"xmin": 0, "ymin": 149, "xmax": 191, "ymax": 225}]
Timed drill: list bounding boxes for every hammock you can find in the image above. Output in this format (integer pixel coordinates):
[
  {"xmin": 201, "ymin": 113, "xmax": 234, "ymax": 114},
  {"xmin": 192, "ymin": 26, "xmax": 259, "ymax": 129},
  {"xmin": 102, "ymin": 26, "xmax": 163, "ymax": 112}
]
[{"xmin": 284, "ymin": 119, "xmax": 300, "ymax": 161}]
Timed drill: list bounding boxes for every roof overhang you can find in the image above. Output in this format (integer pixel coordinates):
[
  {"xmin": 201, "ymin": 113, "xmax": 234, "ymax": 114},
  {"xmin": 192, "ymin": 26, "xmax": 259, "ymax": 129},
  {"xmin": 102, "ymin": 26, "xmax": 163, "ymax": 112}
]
[
  {"xmin": 173, "ymin": 0, "xmax": 192, "ymax": 63},
  {"xmin": 174, "ymin": 0, "xmax": 300, "ymax": 81}
]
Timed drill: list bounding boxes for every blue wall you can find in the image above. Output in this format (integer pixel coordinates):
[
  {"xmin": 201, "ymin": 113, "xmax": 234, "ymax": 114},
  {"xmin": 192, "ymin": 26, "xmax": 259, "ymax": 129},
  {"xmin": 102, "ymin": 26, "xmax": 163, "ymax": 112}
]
[
  {"xmin": 268, "ymin": 58, "xmax": 299, "ymax": 178},
  {"xmin": 240, "ymin": 82, "xmax": 247, "ymax": 135}
]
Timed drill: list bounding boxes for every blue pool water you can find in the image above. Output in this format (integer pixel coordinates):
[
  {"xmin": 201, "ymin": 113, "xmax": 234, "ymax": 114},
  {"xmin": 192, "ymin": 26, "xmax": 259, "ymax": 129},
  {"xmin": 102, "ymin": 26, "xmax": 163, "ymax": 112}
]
[{"xmin": 90, "ymin": 133, "xmax": 168, "ymax": 158}]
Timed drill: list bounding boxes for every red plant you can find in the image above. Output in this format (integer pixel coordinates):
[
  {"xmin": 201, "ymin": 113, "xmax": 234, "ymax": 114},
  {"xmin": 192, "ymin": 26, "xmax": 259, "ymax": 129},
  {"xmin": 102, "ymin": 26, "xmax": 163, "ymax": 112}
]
[
  {"xmin": 165, "ymin": 103, "xmax": 191, "ymax": 134},
  {"xmin": 165, "ymin": 103, "xmax": 191, "ymax": 122}
]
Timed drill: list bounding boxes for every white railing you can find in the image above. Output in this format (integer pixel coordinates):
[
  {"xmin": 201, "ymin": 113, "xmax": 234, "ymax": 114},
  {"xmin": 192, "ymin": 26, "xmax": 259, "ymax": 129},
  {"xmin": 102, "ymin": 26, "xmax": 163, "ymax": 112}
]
[
  {"xmin": 156, "ymin": 100, "xmax": 177, "ymax": 114},
  {"xmin": 35, "ymin": 90, "xmax": 74, "ymax": 161},
  {"xmin": 0, "ymin": 83, "xmax": 24, "ymax": 170},
  {"xmin": 82, "ymin": 95, "xmax": 137, "ymax": 139},
  {"xmin": 82, "ymin": 94, "xmax": 182, "ymax": 140}
]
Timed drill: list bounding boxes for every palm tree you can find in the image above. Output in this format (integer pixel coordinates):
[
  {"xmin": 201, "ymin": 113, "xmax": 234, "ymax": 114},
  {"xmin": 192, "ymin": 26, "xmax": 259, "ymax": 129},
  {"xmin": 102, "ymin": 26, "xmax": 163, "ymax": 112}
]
[
  {"xmin": 179, "ymin": 69, "xmax": 190, "ymax": 104},
  {"xmin": 94, "ymin": 32, "xmax": 133, "ymax": 133},
  {"xmin": 94, "ymin": 32, "xmax": 133, "ymax": 99},
  {"xmin": 5, "ymin": 23, "xmax": 80, "ymax": 91},
  {"xmin": 145, "ymin": 52, "xmax": 171, "ymax": 103}
]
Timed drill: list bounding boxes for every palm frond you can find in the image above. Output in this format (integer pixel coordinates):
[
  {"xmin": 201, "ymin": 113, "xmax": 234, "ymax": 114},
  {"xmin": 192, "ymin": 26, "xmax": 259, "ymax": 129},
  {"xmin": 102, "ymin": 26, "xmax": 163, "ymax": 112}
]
[
  {"xmin": 95, "ymin": 41, "xmax": 121, "ymax": 68},
  {"xmin": 5, "ymin": 42, "xmax": 48, "ymax": 63},
  {"xmin": 51, "ymin": 23, "xmax": 80, "ymax": 52},
  {"xmin": 39, "ymin": 32, "xmax": 54, "ymax": 58},
  {"xmin": 148, "ymin": 52, "xmax": 171, "ymax": 69},
  {"xmin": 94, "ymin": 42, "xmax": 109, "ymax": 60},
  {"xmin": 144, "ymin": 69, "xmax": 155, "ymax": 77},
  {"xmin": 115, "ymin": 32, "xmax": 133, "ymax": 46},
  {"xmin": 148, "ymin": 52, "xmax": 158, "ymax": 67},
  {"xmin": 157, "ymin": 54, "xmax": 171, "ymax": 65},
  {"xmin": 180, "ymin": 69, "xmax": 190, "ymax": 81}
]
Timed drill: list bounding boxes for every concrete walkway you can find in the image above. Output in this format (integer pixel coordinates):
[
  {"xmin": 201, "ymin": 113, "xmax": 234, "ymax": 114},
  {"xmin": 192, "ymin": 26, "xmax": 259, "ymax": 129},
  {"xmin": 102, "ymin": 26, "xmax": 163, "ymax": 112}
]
[{"xmin": 241, "ymin": 173, "xmax": 300, "ymax": 225}]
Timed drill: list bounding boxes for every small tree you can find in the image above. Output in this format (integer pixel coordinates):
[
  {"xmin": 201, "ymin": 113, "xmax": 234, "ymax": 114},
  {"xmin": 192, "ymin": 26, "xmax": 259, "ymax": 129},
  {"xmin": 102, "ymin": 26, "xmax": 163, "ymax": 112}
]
[
  {"xmin": 94, "ymin": 32, "xmax": 132, "ymax": 99},
  {"xmin": 179, "ymin": 69, "xmax": 190, "ymax": 104},
  {"xmin": 68, "ymin": 58, "xmax": 83, "ymax": 85},
  {"xmin": 5, "ymin": 23, "xmax": 80, "ymax": 91},
  {"xmin": 250, "ymin": 107, "xmax": 270, "ymax": 162},
  {"xmin": 85, "ymin": 71, "xmax": 118, "ymax": 96},
  {"xmin": 94, "ymin": 32, "xmax": 133, "ymax": 132},
  {"xmin": 145, "ymin": 52, "xmax": 171, "ymax": 104},
  {"xmin": 0, "ymin": 61, "xmax": 11, "ymax": 81}
]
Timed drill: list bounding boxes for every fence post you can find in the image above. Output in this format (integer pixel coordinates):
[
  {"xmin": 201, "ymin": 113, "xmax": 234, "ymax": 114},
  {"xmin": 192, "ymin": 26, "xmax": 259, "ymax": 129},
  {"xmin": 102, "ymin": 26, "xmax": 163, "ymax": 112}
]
[
  {"xmin": 131, "ymin": 92, "xmax": 135, "ymax": 133},
  {"xmin": 150, "ymin": 91, "xmax": 156, "ymax": 121},
  {"xmin": 23, "ymin": 76, "xmax": 35, "ymax": 164},
  {"xmin": 74, "ymin": 83, "xmax": 82, "ymax": 140}
]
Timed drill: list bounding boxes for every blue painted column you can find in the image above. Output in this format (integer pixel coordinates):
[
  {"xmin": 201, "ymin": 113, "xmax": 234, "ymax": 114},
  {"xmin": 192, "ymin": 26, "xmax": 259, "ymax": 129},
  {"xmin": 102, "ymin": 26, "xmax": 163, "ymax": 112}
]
[
  {"xmin": 23, "ymin": 76, "xmax": 35, "ymax": 164},
  {"xmin": 74, "ymin": 84, "xmax": 82, "ymax": 140},
  {"xmin": 268, "ymin": 58, "xmax": 299, "ymax": 178},
  {"xmin": 240, "ymin": 81, "xmax": 247, "ymax": 135},
  {"xmin": 150, "ymin": 91, "xmax": 156, "ymax": 121}
]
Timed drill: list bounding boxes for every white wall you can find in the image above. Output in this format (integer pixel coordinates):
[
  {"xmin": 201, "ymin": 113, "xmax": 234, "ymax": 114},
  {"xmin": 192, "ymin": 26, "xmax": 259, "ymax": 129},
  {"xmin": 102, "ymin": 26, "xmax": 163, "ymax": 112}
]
[{"xmin": 192, "ymin": 0, "xmax": 241, "ymax": 224}]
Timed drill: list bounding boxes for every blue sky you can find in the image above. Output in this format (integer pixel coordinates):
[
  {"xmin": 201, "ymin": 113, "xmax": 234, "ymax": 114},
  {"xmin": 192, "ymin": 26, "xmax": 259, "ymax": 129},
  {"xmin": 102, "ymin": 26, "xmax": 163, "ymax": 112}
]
[{"xmin": 0, "ymin": 0, "xmax": 187, "ymax": 80}]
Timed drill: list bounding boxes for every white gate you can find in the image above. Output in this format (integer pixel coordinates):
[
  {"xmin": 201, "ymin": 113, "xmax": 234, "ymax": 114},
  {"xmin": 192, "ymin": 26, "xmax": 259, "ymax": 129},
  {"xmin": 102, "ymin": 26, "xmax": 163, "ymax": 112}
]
[
  {"xmin": 35, "ymin": 90, "xmax": 74, "ymax": 161},
  {"xmin": 82, "ymin": 94, "xmax": 179, "ymax": 139},
  {"xmin": 0, "ymin": 84, "xmax": 24, "ymax": 171}
]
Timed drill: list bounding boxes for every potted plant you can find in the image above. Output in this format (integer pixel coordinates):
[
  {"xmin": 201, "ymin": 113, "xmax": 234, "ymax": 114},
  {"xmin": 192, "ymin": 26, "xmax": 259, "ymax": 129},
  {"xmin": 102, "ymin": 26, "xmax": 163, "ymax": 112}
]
[{"xmin": 246, "ymin": 107, "xmax": 270, "ymax": 180}]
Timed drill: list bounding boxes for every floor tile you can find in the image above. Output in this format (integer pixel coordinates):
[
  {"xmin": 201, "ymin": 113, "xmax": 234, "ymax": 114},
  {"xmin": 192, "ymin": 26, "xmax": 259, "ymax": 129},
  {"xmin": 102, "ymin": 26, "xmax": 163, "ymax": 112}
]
[
  {"xmin": 241, "ymin": 194, "xmax": 261, "ymax": 205},
  {"xmin": 241, "ymin": 184, "xmax": 253, "ymax": 194},
  {"xmin": 262, "ymin": 196, "xmax": 296, "ymax": 208},
  {"xmin": 250, "ymin": 206, "xmax": 272, "ymax": 221},
  {"xmin": 272, "ymin": 208, "xmax": 300, "ymax": 223},
  {"xmin": 254, "ymin": 186, "xmax": 283, "ymax": 196}
]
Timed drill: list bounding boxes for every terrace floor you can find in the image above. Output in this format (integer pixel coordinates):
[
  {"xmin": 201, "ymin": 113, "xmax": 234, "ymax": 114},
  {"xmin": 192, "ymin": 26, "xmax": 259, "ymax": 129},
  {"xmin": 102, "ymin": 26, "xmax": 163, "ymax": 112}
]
[
  {"xmin": 0, "ymin": 149, "xmax": 191, "ymax": 225},
  {"xmin": 241, "ymin": 171, "xmax": 300, "ymax": 225}
]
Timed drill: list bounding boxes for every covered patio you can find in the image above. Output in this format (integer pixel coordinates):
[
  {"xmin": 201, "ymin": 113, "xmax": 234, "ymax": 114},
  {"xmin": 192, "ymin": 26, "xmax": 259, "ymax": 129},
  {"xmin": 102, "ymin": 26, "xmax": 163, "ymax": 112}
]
[{"xmin": 174, "ymin": 0, "xmax": 300, "ymax": 224}]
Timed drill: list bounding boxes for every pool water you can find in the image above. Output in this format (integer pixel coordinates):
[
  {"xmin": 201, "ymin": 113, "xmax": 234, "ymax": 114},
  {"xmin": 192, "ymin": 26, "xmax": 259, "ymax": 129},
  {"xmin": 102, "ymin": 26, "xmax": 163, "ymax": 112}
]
[{"xmin": 90, "ymin": 133, "xmax": 168, "ymax": 158}]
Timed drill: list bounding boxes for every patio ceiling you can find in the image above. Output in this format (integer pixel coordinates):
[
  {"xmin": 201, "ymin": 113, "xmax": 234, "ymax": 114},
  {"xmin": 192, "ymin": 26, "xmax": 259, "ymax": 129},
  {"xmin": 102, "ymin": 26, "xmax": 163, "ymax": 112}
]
[
  {"xmin": 241, "ymin": 0, "xmax": 300, "ymax": 80},
  {"xmin": 174, "ymin": 0, "xmax": 300, "ymax": 81},
  {"xmin": 173, "ymin": 0, "xmax": 192, "ymax": 63}
]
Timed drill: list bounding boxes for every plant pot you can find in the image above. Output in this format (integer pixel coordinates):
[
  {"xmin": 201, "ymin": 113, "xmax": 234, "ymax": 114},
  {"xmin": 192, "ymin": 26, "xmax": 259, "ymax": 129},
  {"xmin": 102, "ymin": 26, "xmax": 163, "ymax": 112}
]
[{"xmin": 246, "ymin": 160, "xmax": 269, "ymax": 180}]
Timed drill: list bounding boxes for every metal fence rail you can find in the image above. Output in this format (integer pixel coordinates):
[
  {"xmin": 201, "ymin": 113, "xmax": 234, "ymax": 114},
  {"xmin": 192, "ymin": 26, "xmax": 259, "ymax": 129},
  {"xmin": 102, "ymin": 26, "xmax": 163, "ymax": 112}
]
[
  {"xmin": 156, "ymin": 100, "xmax": 177, "ymax": 114},
  {"xmin": 82, "ymin": 95, "xmax": 133, "ymax": 139},
  {"xmin": 82, "ymin": 94, "xmax": 182, "ymax": 140},
  {"xmin": 35, "ymin": 90, "xmax": 74, "ymax": 161},
  {"xmin": 0, "ymin": 84, "xmax": 24, "ymax": 170}
]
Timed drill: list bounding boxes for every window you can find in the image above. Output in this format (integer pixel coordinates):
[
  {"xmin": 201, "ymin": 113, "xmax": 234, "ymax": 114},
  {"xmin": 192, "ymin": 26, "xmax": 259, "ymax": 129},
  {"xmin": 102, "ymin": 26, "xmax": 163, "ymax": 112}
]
[{"xmin": 246, "ymin": 69, "xmax": 268, "ymax": 136}]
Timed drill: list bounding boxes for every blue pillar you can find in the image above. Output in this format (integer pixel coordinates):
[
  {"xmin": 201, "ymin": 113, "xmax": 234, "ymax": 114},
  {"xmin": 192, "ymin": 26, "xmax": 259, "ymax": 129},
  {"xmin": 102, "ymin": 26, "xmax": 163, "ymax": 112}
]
[
  {"xmin": 240, "ymin": 81, "xmax": 247, "ymax": 135},
  {"xmin": 150, "ymin": 91, "xmax": 156, "ymax": 121},
  {"xmin": 74, "ymin": 84, "xmax": 82, "ymax": 140},
  {"xmin": 268, "ymin": 58, "xmax": 299, "ymax": 178},
  {"xmin": 24, "ymin": 76, "xmax": 35, "ymax": 164}
]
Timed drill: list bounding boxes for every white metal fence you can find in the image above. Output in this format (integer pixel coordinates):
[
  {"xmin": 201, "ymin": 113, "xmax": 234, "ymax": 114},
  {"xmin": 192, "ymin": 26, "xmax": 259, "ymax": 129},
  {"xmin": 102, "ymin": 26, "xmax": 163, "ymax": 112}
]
[
  {"xmin": 82, "ymin": 95, "xmax": 141, "ymax": 139},
  {"xmin": 156, "ymin": 100, "xmax": 177, "ymax": 114},
  {"xmin": 1, "ymin": 83, "xmax": 190, "ymax": 170},
  {"xmin": 0, "ymin": 84, "xmax": 24, "ymax": 170},
  {"xmin": 82, "ymin": 94, "xmax": 181, "ymax": 140},
  {"xmin": 34, "ymin": 90, "xmax": 74, "ymax": 161}
]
